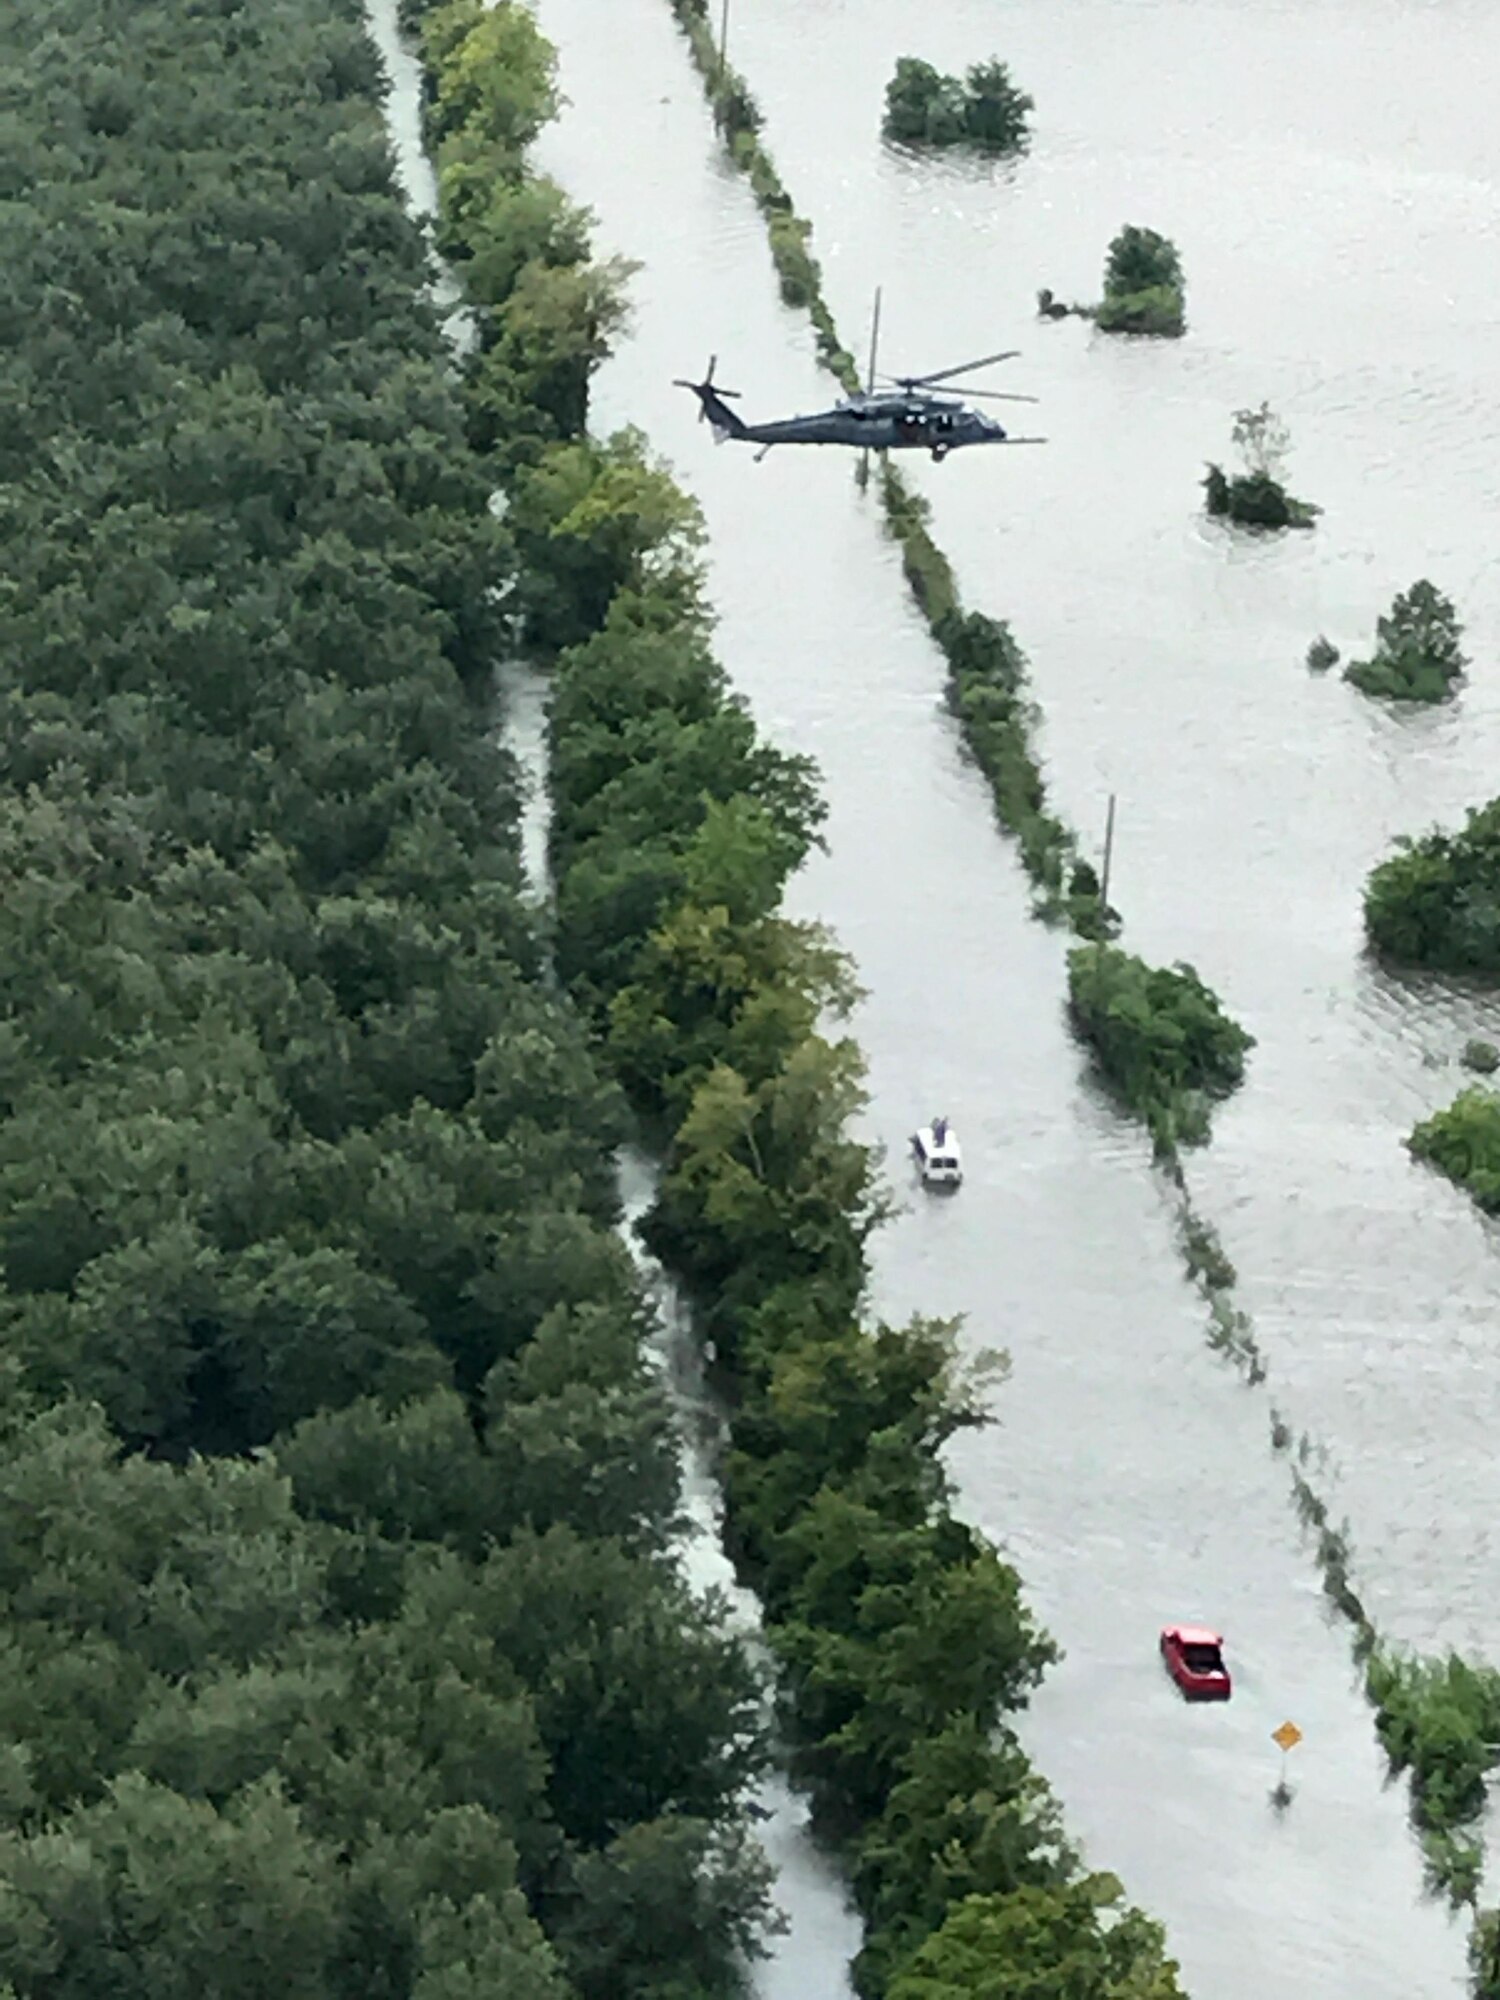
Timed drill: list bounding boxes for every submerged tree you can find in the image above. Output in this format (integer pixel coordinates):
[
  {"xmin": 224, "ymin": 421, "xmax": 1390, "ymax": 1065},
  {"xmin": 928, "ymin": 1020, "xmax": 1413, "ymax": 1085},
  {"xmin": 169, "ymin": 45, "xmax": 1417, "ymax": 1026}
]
[
  {"xmin": 1363, "ymin": 796, "xmax": 1500, "ymax": 974},
  {"xmin": 1095, "ymin": 226, "xmax": 1185, "ymax": 337},
  {"xmin": 883, "ymin": 55, "xmax": 1033, "ymax": 153},
  {"xmin": 1343, "ymin": 580, "xmax": 1466, "ymax": 704},
  {"xmin": 961, "ymin": 60, "xmax": 1034, "ymax": 151},
  {"xmin": 1203, "ymin": 400, "xmax": 1319, "ymax": 530}
]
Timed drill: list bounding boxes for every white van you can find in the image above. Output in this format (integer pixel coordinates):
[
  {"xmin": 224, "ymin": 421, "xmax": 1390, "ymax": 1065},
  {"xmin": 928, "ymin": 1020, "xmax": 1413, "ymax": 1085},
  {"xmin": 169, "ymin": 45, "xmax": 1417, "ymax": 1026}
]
[{"xmin": 911, "ymin": 1116, "xmax": 963, "ymax": 1188}]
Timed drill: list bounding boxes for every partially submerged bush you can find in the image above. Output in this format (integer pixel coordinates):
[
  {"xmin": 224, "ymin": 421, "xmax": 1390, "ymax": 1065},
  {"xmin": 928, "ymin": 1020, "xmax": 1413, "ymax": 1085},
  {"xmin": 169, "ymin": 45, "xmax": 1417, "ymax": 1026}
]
[
  {"xmin": 1462, "ymin": 1038, "xmax": 1500, "ymax": 1075},
  {"xmin": 1095, "ymin": 226, "xmax": 1185, "ymax": 336},
  {"xmin": 1343, "ymin": 580, "xmax": 1466, "ymax": 703},
  {"xmin": 1365, "ymin": 1648, "xmax": 1500, "ymax": 1836},
  {"xmin": 1204, "ymin": 401, "xmax": 1319, "ymax": 529},
  {"xmin": 1408, "ymin": 1086, "xmax": 1500, "ymax": 1212},
  {"xmin": 1066, "ymin": 944, "xmax": 1254, "ymax": 1152},
  {"xmin": 1306, "ymin": 635, "xmax": 1339, "ymax": 672},
  {"xmin": 883, "ymin": 55, "xmax": 1032, "ymax": 153},
  {"xmin": 1364, "ymin": 798, "xmax": 1500, "ymax": 973}
]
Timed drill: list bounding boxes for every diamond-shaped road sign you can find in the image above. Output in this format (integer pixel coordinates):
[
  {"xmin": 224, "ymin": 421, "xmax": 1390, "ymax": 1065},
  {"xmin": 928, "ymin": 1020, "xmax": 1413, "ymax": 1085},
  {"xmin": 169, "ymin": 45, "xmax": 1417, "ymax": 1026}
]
[{"xmin": 1272, "ymin": 1721, "xmax": 1303, "ymax": 1753}]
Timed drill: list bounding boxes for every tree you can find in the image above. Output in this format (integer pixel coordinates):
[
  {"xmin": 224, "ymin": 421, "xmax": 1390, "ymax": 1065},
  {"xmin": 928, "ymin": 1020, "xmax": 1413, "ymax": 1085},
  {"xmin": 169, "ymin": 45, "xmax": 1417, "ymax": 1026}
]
[
  {"xmin": 1104, "ymin": 226, "xmax": 1182, "ymax": 300},
  {"xmin": 886, "ymin": 1883, "xmax": 1185, "ymax": 1999},
  {"xmin": 1096, "ymin": 226, "xmax": 1185, "ymax": 337},
  {"xmin": 555, "ymin": 1819, "xmax": 777, "ymax": 2000},
  {"xmin": 1202, "ymin": 402, "xmax": 1318, "ymax": 529},
  {"xmin": 508, "ymin": 431, "xmax": 706, "ymax": 650},
  {"xmin": 883, "ymin": 57, "xmax": 1032, "ymax": 151},
  {"xmin": 417, "ymin": 0, "xmax": 559, "ymax": 155},
  {"xmin": 0, "ymin": 1775, "xmax": 341, "ymax": 2000},
  {"xmin": 962, "ymin": 61, "xmax": 1034, "ymax": 150},
  {"xmin": 1343, "ymin": 579, "xmax": 1466, "ymax": 703},
  {"xmin": 1363, "ymin": 799, "xmax": 1500, "ymax": 973},
  {"xmin": 1066, "ymin": 943, "xmax": 1254, "ymax": 1151},
  {"xmin": 883, "ymin": 60, "xmax": 966, "ymax": 146},
  {"xmin": 853, "ymin": 1718, "xmax": 1072, "ymax": 1989}
]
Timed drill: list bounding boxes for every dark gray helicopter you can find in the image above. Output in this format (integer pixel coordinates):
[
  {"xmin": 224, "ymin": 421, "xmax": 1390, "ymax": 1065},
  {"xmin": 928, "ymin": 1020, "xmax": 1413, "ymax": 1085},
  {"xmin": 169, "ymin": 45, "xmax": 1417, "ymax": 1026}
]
[{"xmin": 674, "ymin": 348, "xmax": 1045, "ymax": 463}]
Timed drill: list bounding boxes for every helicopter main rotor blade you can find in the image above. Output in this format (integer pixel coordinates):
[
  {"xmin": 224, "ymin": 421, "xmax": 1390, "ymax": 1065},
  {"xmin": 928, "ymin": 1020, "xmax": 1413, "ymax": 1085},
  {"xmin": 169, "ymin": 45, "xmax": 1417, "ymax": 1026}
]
[
  {"xmin": 962, "ymin": 388, "xmax": 1039, "ymax": 404},
  {"xmin": 897, "ymin": 349, "xmax": 1022, "ymax": 388}
]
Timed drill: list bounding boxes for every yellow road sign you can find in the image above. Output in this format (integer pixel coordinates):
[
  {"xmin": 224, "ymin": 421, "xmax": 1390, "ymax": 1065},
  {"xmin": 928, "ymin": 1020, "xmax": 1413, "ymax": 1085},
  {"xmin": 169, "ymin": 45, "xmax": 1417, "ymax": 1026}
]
[{"xmin": 1272, "ymin": 1721, "xmax": 1303, "ymax": 1753}]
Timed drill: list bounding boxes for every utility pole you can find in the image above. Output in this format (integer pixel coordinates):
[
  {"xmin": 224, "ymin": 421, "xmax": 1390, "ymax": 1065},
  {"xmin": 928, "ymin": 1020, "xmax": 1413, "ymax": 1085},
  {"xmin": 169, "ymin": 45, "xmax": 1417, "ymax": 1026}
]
[
  {"xmin": 857, "ymin": 284, "xmax": 882, "ymax": 491},
  {"xmin": 1099, "ymin": 792, "xmax": 1117, "ymax": 911},
  {"xmin": 716, "ymin": 0, "xmax": 730, "ymax": 90}
]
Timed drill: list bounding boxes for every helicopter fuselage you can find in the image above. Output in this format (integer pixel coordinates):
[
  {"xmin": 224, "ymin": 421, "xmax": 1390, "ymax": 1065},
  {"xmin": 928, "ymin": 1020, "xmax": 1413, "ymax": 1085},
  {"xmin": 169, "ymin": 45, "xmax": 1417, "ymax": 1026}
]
[
  {"xmin": 727, "ymin": 395, "xmax": 1009, "ymax": 458},
  {"xmin": 675, "ymin": 356, "xmax": 1045, "ymax": 462}
]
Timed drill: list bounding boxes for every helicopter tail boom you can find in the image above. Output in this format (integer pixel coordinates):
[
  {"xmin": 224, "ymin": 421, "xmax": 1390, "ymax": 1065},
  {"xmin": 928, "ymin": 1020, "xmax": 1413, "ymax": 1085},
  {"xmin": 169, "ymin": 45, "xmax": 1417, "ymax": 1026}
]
[{"xmin": 673, "ymin": 356, "xmax": 748, "ymax": 442}]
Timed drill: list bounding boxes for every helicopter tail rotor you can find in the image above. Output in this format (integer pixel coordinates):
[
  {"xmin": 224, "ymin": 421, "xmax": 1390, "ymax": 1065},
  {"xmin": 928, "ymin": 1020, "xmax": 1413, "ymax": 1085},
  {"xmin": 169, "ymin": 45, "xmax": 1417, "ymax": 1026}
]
[
  {"xmin": 673, "ymin": 355, "xmax": 744, "ymax": 422},
  {"xmin": 673, "ymin": 357, "xmax": 748, "ymax": 441}
]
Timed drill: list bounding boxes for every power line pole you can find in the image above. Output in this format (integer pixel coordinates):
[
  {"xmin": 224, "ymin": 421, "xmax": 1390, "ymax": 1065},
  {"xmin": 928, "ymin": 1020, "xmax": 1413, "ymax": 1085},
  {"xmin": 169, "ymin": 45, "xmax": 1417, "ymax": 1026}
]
[
  {"xmin": 1099, "ymin": 792, "xmax": 1117, "ymax": 911},
  {"xmin": 857, "ymin": 285, "xmax": 882, "ymax": 491}
]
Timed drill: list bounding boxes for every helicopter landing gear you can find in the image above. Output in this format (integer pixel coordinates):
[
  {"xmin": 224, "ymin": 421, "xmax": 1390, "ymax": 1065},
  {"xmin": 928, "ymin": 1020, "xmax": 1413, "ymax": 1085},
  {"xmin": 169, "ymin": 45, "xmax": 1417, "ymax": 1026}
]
[{"xmin": 930, "ymin": 443, "xmax": 949, "ymax": 462}]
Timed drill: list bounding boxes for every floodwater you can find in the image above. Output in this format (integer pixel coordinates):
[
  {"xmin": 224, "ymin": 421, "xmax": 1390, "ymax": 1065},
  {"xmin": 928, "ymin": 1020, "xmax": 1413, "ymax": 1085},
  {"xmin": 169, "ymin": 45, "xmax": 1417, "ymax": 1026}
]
[
  {"xmin": 530, "ymin": 0, "xmax": 1500, "ymax": 1993},
  {"xmin": 727, "ymin": 0, "xmax": 1500, "ymax": 1663}
]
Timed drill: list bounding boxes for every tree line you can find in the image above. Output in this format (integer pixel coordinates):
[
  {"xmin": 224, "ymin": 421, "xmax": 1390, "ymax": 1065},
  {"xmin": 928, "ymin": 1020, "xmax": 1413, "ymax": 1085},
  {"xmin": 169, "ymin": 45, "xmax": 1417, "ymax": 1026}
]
[{"xmin": 0, "ymin": 0, "xmax": 775, "ymax": 1993}]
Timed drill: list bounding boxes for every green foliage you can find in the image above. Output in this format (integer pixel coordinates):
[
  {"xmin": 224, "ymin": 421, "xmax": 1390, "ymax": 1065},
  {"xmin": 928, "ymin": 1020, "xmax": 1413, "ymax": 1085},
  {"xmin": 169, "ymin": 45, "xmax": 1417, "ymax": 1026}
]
[
  {"xmin": 416, "ymin": 0, "xmax": 559, "ymax": 155},
  {"xmin": 1408, "ymin": 1086, "xmax": 1500, "ymax": 1212},
  {"xmin": 1096, "ymin": 228, "xmax": 1185, "ymax": 337},
  {"xmin": 1364, "ymin": 798, "xmax": 1500, "ymax": 974},
  {"xmin": 0, "ymin": 0, "xmax": 784, "ymax": 1989},
  {"xmin": 885, "ymin": 1882, "xmax": 1185, "ymax": 1998},
  {"xmin": 1067, "ymin": 945, "xmax": 1254, "ymax": 1153},
  {"xmin": 1094, "ymin": 285, "xmax": 1184, "ymax": 336},
  {"xmin": 1204, "ymin": 402, "xmax": 1319, "ymax": 529},
  {"xmin": 1307, "ymin": 634, "xmax": 1340, "ymax": 672},
  {"xmin": 1365, "ymin": 1649, "xmax": 1500, "ymax": 1846},
  {"xmin": 1104, "ymin": 226, "xmax": 1184, "ymax": 300},
  {"xmin": 883, "ymin": 57, "xmax": 1033, "ymax": 153},
  {"xmin": 1343, "ymin": 579, "xmax": 1467, "ymax": 704},
  {"xmin": 1462, "ymin": 1038, "xmax": 1500, "ymax": 1075},
  {"xmin": 404, "ymin": 0, "xmax": 636, "ymax": 473},
  {"xmin": 508, "ymin": 430, "xmax": 707, "ymax": 651},
  {"xmin": 962, "ymin": 61, "xmax": 1036, "ymax": 152}
]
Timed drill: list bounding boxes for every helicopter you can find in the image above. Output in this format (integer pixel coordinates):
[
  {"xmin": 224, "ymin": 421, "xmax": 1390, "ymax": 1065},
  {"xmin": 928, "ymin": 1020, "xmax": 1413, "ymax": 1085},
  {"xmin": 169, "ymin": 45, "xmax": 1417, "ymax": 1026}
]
[{"xmin": 673, "ymin": 347, "xmax": 1046, "ymax": 464}]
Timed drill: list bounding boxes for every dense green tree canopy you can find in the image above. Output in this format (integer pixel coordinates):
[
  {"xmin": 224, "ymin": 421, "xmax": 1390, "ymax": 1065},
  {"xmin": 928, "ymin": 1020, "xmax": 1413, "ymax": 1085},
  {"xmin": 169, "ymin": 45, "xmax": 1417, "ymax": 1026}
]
[{"xmin": 0, "ymin": 0, "xmax": 772, "ymax": 1992}]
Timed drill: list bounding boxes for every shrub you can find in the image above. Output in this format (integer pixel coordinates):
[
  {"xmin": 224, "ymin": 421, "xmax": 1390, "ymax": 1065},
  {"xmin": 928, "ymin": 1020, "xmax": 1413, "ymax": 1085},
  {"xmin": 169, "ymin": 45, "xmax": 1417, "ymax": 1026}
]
[
  {"xmin": 1204, "ymin": 401, "xmax": 1319, "ymax": 529},
  {"xmin": 1306, "ymin": 635, "xmax": 1339, "ymax": 672},
  {"xmin": 1364, "ymin": 798, "xmax": 1500, "ymax": 973},
  {"xmin": 1096, "ymin": 226, "xmax": 1185, "ymax": 337},
  {"xmin": 1067, "ymin": 944, "xmax": 1254, "ymax": 1152},
  {"xmin": 1364, "ymin": 1649, "xmax": 1500, "ymax": 1834},
  {"xmin": 1343, "ymin": 580, "xmax": 1466, "ymax": 704},
  {"xmin": 1408, "ymin": 1087, "xmax": 1500, "ymax": 1212},
  {"xmin": 1105, "ymin": 225, "xmax": 1183, "ymax": 298},
  {"xmin": 882, "ymin": 55, "xmax": 1032, "ymax": 153},
  {"xmin": 961, "ymin": 59, "xmax": 1034, "ymax": 151},
  {"xmin": 1095, "ymin": 283, "xmax": 1184, "ymax": 336},
  {"xmin": 1462, "ymin": 1038, "xmax": 1500, "ymax": 1075}
]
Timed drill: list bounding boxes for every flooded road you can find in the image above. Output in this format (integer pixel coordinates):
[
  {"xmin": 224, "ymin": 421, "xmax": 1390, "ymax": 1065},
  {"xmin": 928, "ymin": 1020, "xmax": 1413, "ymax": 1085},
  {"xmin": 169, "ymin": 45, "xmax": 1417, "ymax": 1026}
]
[
  {"xmin": 532, "ymin": 0, "xmax": 1475, "ymax": 1991},
  {"xmin": 728, "ymin": 0, "xmax": 1500, "ymax": 1663}
]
